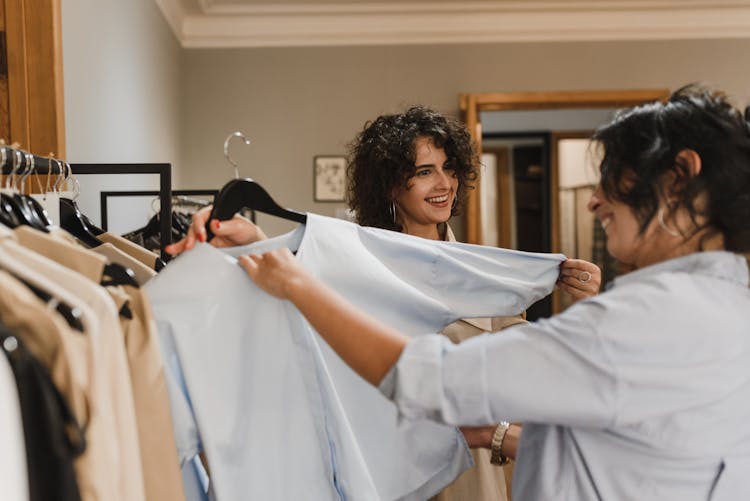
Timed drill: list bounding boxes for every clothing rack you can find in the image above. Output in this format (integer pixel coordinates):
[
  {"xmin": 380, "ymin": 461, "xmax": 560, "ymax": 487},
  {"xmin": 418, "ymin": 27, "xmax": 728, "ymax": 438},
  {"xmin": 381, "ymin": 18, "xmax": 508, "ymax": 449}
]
[
  {"xmin": 71, "ymin": 164, "xmax": 172, "ymax": 259},
  {"xmin": 99, "ymin": 189, "xmax": 219, "ymax": 232},
  {"xmin": 0, "ymin": 146, "xmax": 67, "ymax": 175},
  {"xmin": 0, "ymin": 146, "xmax": 173, "ymax": 259}
]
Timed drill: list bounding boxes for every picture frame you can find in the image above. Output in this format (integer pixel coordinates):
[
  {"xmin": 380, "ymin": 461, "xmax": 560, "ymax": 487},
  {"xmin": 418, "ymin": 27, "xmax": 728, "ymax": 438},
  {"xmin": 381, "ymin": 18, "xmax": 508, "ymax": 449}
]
[{"xmin": 313, "ymin": 155, "xmax": 346, "ymax": 202}]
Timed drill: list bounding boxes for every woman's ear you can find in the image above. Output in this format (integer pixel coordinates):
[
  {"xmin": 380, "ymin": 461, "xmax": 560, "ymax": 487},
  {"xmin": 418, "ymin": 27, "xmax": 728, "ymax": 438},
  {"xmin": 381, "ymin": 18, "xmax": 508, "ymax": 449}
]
[{"xmin": 665, "ymin": 149, "xmax": 702, "ymax": 198}]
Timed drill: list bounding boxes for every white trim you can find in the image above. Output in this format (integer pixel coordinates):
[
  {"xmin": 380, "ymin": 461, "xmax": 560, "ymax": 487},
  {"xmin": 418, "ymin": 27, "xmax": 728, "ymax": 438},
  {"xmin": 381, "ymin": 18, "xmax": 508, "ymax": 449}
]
[
  {"xmin": 157, "ymin": 0, "xmax": 750, "ymax": 48},
  {"xmin": 153, "ymin": 0, "xmax": 187, "ymax": 39}
]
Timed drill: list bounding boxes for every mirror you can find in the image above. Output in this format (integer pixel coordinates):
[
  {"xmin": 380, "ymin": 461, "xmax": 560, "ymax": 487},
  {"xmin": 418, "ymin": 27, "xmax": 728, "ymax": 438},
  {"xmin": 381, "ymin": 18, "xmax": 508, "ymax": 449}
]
[{"xmin": 460, "ymin": 89, "xmax": 669, "ymax": 315}]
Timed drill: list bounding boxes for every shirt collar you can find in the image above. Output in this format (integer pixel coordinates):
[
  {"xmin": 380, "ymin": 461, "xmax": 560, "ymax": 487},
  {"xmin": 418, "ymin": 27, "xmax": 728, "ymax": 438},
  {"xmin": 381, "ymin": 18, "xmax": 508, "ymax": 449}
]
[{"xmin": 612, "ymin": 251, "xmax": 749, "ymax": 289}]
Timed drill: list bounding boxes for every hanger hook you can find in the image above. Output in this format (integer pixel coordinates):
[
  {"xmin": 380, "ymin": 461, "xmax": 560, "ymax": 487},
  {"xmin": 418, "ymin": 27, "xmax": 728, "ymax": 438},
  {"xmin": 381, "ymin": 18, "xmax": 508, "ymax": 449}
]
[
  {"xmin": 9, "ymin": 149, "xmax": 22, "ymax": 191},
  {"xmin": 19, "ymin": 152, "xmax": 34, "ymax": 192},
  {"xmin": 52, "ymin": 158, "xmax": 64, "ymax": 192},
  {"xmin": 64, "ymin": 162, "xmax": 80, "ymax": 201},
  {"xmin": 224, "ymin": 131, "xmax": 251, "ymax": 180}
]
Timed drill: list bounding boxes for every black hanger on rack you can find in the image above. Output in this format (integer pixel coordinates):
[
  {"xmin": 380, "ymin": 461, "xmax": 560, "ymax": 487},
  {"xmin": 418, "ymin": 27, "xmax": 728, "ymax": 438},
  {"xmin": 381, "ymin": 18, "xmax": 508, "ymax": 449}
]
[
  {"xmin": 0, "ymin": 193, "xmax": 21, "ymax": 228},
  {"xmin": 16, "ymin": 153, "xmax": 53, "ymax": 229},
  {"xmin": 59, "ymin": 197, "xmax": 103, "ymax": 247},
  {"xmin": 206, "ymin": 178, "xmax": 306, "ymax": 240},
  {"xmin": 205, "ymin": 132, "xmax": 306, "ymax": 241},
  {"xmin": 0, "ymin": 148, "xmax": 50, "ymax": 231},
  {"xmin": 101, "ymin": 262, "xmax": 139, "ymax": 289},
  {"xmin": 52, "ymin": 162, "xmax": 140, "ymax": 289},
  {"xmin": 58, "ymin": 199, "xmax": 139, "ymax": 289},
  {"xmin": 14, "ymin": 273, "xmax": 85, "ymax": 333}
]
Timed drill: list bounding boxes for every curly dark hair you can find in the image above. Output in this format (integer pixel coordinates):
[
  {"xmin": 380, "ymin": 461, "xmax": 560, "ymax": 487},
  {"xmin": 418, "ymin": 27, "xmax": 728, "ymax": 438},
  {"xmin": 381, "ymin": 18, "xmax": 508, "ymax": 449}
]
[
  {"xmin": 346, "ymin": 106, "xmax": 479, "ymax": 232},
  {"xmin": 593, "ymin": 83, "xmax": 750, "ymax": 253}
]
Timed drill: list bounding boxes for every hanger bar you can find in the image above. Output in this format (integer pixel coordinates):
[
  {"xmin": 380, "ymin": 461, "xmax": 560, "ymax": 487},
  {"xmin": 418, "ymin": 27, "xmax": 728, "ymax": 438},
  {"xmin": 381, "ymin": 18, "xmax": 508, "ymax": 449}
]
[{"xmin": 0, "ymin": 146, "xmax": 66, "ymax": 175}]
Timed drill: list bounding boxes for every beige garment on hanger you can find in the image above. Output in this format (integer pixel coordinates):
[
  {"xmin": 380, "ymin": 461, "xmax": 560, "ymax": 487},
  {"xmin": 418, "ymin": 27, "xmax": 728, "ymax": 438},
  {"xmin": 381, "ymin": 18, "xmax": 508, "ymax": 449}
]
[
  {"xmin": 93, "ymin": 243, "xmax": 156, "ymax": 285},
  {"xmin": 15, "ymin": 225, "xmax": 183, "ymax": 501},
  {"xmin": 0, "ymin": 271, "xmax": 92, "ymax": 435},
  {"xmin": 104, "ymin": 282, "xmax": 186, "ymax": 501},
  {"xmin": 0, "ymin": 229, "xmax": 118, "ymax": 501},
  {"xmin": 98, "ymin": 232, "xmax": 160, "ymax": 269},
  {"xmin": 4, "ymin": 228, "xmax": 146, "ymax": 501},
  {"xmin": 428, "ymin": 226, "xmax": 525, "ymax": 501}
]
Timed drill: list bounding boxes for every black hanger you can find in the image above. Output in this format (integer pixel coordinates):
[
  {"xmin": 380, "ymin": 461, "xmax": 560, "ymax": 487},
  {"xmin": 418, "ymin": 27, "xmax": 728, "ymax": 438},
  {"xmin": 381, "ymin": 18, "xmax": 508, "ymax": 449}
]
[
  {"xmin": 206, "ymin": 178, "xmax": 306, "ymax": 241},
  {"xmin": 13, "ymin": 193, "xmax": 51, "ymax": 231},
  {"xmin": 0, "ymin": 193, "xmax": 21, "ymax": 228},
  {"xmin": 24, "ymin": 195, "xmax": 53, "ymax": 227},
  {"xmin": 59, "ymin": 197, "xmax": 104, "ymax": 248},
  {"xmin": 80, "ymin": 211, "xmax": 104, "ymax": 236},
  {"xmin": 101, "ymin": 262, "xmax": 139, "ymax": 288},
  {"xmin": 14, "ymin": 274, "xmax": 85, "ymax": 333},
  {"xmin": 0, "ymin": 191, "xmax": 43, "ymax": 230}
]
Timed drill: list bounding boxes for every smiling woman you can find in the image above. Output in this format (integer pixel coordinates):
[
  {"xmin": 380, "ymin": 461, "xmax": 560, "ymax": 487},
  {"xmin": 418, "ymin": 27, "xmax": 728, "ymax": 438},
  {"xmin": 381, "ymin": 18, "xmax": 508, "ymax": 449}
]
[
  {"xmin": 242, "ymin": 84, "xmax": 750, "ymax": 501},
  {"xmin": 346, "ymin": 106, "xmax": 477, "ymax": 240},
  {"xmin": 391, "ymin": 136, "xmax": 459, "ymax": 239}
]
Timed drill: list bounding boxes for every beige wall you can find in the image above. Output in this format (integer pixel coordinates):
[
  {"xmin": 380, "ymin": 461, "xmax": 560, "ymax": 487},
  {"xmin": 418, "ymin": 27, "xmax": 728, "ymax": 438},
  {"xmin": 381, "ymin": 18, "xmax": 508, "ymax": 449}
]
[
  {"xmin": 61, "ymin": 0, "xmax": 183, "ymax": 227},
  {"xmin": 179, "ymin": 39, "xmax": 750, "ymax": 237},
  {"xmin": 62, "ymin": 0, "xmax": 182, "ymax": 167}
]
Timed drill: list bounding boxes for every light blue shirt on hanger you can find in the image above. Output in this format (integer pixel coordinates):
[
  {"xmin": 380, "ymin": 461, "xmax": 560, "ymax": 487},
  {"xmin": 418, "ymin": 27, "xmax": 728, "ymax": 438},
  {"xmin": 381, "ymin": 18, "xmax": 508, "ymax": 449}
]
[
  {"xmin": 380, "ymin": 251, "xmax": 750, "ymax": 501},
  {"xmin": 145, "ymin": 213, "xmax": 564, "ymax": 501}
]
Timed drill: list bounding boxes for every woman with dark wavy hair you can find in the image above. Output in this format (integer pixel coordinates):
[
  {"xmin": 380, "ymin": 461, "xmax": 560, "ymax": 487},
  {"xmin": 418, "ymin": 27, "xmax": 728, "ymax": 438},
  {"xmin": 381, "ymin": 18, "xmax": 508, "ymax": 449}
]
[
  {"xmin": 346, "ymin": 106, "xmax": 477, "ymax": 239},
  {"xmin": 242, "ymin": 85, "xmax": 750, "ymax": 500}
]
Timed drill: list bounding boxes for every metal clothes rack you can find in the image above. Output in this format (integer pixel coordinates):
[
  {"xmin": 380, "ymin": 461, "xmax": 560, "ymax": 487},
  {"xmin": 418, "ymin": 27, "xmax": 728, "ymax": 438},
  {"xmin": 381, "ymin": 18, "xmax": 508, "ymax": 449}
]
[
  {"xmin": 0, "ymin": 146, "xmax": 173, "ymax": 259},
  {"xmin": 99, "ymin": 189, "xmax": 219, "ymax": 232},
  {"xmin": 71, "ymin": 164, "xmax": 172, "ymax": 259}
]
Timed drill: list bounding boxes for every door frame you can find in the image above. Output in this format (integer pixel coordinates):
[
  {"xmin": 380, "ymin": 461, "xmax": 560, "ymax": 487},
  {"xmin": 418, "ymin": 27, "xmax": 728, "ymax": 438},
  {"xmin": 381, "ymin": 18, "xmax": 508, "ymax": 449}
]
[{"xmin": 459, "ymin": 89, "xmax": 670, "ymax": 246}]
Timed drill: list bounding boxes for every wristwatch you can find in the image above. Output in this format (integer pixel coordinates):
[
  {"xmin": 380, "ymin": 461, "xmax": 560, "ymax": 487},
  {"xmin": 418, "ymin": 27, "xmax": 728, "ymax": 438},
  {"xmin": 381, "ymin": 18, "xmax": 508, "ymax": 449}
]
[{"xmin": 490, "ymin": 421, "xmax": 510, "ymax": 466}]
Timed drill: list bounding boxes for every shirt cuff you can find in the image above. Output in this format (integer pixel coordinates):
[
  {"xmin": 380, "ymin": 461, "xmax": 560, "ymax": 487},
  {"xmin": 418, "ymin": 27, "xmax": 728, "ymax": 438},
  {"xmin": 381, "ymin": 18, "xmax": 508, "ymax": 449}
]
[{"xmin": 377, "ymin": 334, "xmax": 450, "ymax": 422}]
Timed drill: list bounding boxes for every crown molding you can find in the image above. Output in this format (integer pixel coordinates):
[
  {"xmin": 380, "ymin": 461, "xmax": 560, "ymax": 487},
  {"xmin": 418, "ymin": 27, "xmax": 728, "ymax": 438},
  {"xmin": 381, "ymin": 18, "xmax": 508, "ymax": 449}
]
[{"xmin": 154, "ymin": 0, "xmax": 750, "ymax": 48}]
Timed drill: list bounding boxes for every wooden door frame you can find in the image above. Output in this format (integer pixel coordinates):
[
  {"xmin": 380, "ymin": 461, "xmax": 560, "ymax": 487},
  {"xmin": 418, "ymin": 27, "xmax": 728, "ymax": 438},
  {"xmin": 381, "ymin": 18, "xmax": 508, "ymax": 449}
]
[
  {"xmin": 459, "ymin": 89, "xmax": 670, "ymax": 245},
  {"xmin": 2, "ymin": 0, "xmax": 65, "ymax": 157},
  {"xmin": 480, "ymin": 145, "xmax": 512, "ymax": 249}
]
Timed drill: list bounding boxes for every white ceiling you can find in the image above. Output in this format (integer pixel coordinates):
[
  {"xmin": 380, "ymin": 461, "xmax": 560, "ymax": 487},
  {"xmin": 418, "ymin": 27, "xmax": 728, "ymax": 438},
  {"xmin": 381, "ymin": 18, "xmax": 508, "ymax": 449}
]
[{"xmin": 154, "ymin": 0, "xmax": 750, "ymax": 48}]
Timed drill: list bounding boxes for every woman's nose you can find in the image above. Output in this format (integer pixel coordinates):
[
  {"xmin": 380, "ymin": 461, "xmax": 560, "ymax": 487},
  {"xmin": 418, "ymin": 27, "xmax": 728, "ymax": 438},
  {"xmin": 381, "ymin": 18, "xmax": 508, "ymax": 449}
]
[
  {"xmin": 588, "ymin": 185, "xmax": 603, "ymax": 212},
  {"xmin": 435, "ymin": 168, "xmax": 452, "ymax": 188}
]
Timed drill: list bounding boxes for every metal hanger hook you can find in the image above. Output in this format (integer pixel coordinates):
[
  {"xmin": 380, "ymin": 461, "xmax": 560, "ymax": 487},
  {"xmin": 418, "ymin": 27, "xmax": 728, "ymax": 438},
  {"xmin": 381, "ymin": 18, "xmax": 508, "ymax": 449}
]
[
  {"xmin": 224, "ymin": 131, "xmax": 252, "ymax": 180},
  {"xmin": 52, "ymin": 159, "xmax": 64, "ymax": 193}
]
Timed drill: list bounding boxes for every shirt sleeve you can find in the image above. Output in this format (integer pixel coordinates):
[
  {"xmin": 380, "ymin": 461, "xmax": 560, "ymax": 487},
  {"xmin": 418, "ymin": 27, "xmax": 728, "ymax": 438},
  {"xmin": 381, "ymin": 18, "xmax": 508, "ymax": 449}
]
[
  {"xmin": 359, "ymin": 226, "xmax": 565, "ymax": 322},
  {"xmin": 379, "ymin": 298, "xmax": 620, "ymax": 429}
]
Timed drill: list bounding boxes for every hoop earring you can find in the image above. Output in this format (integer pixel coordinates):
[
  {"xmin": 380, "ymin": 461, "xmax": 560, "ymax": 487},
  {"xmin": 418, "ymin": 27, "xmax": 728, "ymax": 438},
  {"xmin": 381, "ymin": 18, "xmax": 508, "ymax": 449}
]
[
  {"xmin": 657, "ymin": 207, "xmax": 680, "ymax": 237},
  {"xmin": 389, "ymin": 201, "xmax": 396, "ymax": 224},
  {"xmin": 451, "ymin": 197, "xmax": 458, "ymax": 212}
]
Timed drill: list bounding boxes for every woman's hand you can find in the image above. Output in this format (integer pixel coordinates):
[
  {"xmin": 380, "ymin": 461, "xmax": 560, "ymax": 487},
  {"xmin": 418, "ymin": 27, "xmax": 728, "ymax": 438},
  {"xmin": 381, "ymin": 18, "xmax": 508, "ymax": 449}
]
[
  {"xmin": 164, "ymin": 205, "xmax": 267, "ymax": 256},
  {"xmin": 557, "ymin": 259, "xmax": 601, "ymax": 301},
  {"xmin": 238, "ymin": 248, "xmax": 309, "ymax": 300}
]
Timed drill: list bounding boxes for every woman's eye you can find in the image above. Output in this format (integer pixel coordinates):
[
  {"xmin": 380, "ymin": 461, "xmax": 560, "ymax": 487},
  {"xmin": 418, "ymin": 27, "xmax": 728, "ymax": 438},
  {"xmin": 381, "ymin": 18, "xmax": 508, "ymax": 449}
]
[{"xmin": 416, "ymin": 169, "xmax": 431, "ymax": 176}]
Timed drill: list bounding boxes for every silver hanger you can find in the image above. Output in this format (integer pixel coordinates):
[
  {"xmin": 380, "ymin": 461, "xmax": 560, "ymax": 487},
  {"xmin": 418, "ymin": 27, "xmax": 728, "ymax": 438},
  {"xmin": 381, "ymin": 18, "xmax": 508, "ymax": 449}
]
[{"xmin": 223, "ymin": 131, "xmax": 252, "ymax": 180}]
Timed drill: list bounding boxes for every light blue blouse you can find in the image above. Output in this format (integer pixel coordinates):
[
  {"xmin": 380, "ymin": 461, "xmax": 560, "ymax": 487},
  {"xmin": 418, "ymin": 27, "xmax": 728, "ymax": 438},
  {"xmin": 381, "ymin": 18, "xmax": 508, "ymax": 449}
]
[
  {"xmin": 381, "ymin": 251, "xmax": 750, "ymax": 500},
  {"xmin": 146, "ymin": 213, "xmax": 564, "ymax": 501}
]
